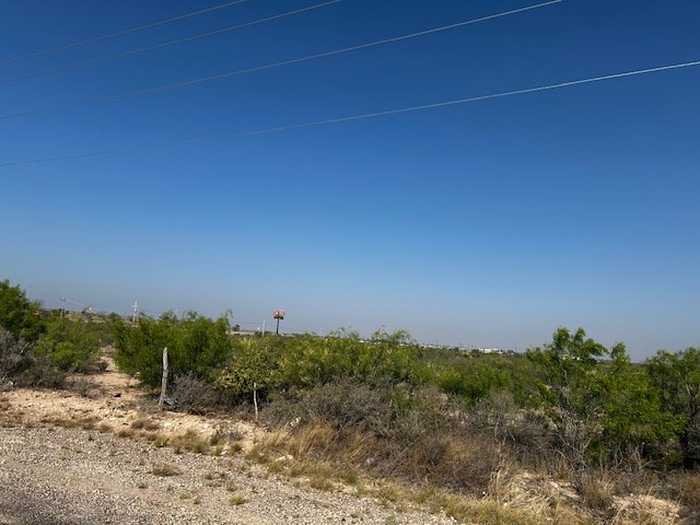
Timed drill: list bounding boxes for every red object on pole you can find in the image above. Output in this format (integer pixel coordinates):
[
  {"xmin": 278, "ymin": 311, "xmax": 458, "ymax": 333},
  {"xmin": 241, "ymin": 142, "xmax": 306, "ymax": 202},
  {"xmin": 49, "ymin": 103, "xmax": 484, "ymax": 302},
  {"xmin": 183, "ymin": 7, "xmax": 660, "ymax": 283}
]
[{"xmin": 272, "ymin": 309, "xmax": 286, "ymax": 336}]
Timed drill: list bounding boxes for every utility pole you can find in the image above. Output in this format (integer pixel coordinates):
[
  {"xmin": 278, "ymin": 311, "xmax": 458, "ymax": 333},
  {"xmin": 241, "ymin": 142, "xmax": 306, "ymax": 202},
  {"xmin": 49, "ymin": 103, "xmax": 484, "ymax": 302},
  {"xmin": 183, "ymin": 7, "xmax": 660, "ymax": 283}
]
[{"xmin": 262, "ymin": 319, "xmax": 266, "ymax": 337}]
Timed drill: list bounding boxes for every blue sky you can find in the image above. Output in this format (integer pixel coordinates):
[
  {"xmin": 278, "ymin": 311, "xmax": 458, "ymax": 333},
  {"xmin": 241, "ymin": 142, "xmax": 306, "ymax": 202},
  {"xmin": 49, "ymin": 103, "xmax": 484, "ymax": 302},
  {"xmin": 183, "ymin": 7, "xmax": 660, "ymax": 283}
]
[{"xmin": 1, "ymin": 0, "xmax": 699, "ymax": 358}]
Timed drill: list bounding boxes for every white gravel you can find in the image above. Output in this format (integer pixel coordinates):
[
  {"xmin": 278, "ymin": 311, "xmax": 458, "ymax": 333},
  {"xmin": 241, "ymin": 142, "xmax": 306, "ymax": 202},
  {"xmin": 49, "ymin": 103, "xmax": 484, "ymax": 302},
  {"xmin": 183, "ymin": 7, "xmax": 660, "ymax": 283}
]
[{"xmin": 0, "ymin": 425, "xmax": 453, "ymax": 525}]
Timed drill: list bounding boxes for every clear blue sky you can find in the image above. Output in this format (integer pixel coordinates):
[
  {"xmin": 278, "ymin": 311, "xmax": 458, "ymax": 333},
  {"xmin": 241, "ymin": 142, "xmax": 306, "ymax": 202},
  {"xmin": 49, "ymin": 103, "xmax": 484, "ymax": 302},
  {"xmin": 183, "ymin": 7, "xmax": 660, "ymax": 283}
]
[{"xmin": 1, "ymin": 0, "xmax": 698, "ymax": 358}]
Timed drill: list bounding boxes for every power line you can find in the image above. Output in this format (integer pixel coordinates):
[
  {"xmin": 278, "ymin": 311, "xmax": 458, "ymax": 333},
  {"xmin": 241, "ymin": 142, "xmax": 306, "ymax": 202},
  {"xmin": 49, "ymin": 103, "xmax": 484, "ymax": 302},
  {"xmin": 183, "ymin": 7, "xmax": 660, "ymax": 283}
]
[
  {"xmin": 0, "ymin": 0, "xmax": 562, "ymax": 121},
  {"xmin": 6, "ymin": 0, "xmax": 342, "ymax": 85},
  {"xmin": 1, "ymin": 0, "xmax": 253, "ymax": 64},
  {"xmin": 1, "ymin": 58, "xmax": 698, "ymax": 169}
]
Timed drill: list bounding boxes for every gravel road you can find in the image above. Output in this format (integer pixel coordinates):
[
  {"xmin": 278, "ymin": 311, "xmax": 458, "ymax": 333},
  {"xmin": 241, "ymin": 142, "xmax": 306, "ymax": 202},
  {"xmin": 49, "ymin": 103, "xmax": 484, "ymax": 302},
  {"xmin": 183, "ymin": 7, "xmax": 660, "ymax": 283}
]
[{"xmin": 0, "ymin": 425, "xmax": 453, "ymax": 525}]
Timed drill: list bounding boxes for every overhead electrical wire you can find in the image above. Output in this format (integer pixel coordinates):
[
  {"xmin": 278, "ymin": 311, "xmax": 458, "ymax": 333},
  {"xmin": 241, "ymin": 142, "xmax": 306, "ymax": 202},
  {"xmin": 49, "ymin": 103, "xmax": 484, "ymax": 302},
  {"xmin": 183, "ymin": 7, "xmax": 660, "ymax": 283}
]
[
  {"xmin": 6, "ymin": 0, "xmax": 342, "ymax": 84},
  {"xmin": 1, "ymin": 0, "xmax": 253, "ymax": 63},
  {"xmin": 0, "ymin": 0, "xmax": 562, "ymax": 121},
  {"xmin": 2, "ymin": 58, "xmax": 698, "ymax": 169}
]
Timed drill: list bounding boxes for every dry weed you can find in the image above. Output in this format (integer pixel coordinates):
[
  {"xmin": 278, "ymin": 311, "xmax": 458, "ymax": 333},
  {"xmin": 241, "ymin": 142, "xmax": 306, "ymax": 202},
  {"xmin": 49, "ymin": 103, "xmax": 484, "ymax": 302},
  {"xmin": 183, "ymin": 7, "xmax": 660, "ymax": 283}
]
[{"xmin": 151, "ymin": 463, "xmax": 182, "ymax": 477}]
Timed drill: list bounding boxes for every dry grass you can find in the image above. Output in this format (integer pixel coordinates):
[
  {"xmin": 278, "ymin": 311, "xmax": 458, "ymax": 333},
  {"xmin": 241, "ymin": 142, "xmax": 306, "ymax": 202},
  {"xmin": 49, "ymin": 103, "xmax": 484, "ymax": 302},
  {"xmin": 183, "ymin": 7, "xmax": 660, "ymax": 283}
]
[
  {"xmin": 42, "ymin": 414, "xmax": 99, "ymax": 431},
  {"xmin": 610, "ymin": 494, "xmax": 681, "ymax": 525},
  {"xmin": 116, "ymin": 428, "xmax": 135, "ymax": 439},
  {"xmin": 124, "ymin": 429, "xmax": 215, "ymax": 455},
  {"xmin": 131, "ymin": 417, "xmax": 160, "ymax": 432},
  {"xmin": 578, "ymin": 473, "xmax": 615, "ymax": 517},
  {"xmin": 252, "ymin": 421, "xmax": 505, "ymax": 495},
  {"xmin": 37, "ymin": 412, "xmax": 235, "ymax": 465},
  {"xmin": 674, "ymin": 472, "xmax": 700, "ymax": 509},
  {"xmin": 203, "ymin": 470, "xmax": 227, "ymax": 487},
  {"xmin": 168, "ymin": 430, "xmax": 210, "ymax": 454},
  {"xmin": 229, "ymin": 495, "xmax": 248, "ymax": 506},
  {"xmin": 151, "ymin": 463, "xmax": 182, "ymax": 477},
  {"xmin": 96, "ymin": 422, "xmax": 113, "ymax": 433},
  {"xmin": 70, "ymin": 377, "xmax": 94, "ymax": 398},
  {"xmin": 308, "ymin": 476, "xmax": 334, "ymax": 492},
  {"xmin": 246, "ymin": 427, "xmax": 592, "ymax": 525},
  {"xmin": 152, "ymin": 434, "xmax": 169, "ymax": 448}
]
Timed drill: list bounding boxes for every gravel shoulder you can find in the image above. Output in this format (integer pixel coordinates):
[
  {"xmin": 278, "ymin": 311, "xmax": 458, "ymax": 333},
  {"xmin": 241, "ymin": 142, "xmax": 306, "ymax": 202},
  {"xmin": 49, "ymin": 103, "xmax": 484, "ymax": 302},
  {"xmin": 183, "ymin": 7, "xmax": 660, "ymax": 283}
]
[
  {"xmin": 0, "ymin": 425, "xmax": 454, "ymax": 525},
  {"xmin": 0, "ymin": 363, "xmax": 453, "ymax": 525}
]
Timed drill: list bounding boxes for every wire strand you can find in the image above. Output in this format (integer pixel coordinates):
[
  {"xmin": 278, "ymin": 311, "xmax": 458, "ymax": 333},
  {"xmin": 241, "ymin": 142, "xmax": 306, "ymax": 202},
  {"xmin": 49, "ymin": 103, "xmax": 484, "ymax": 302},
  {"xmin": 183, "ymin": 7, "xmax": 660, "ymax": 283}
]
[
  {"xmin": 5, "ymin": 0, "xmax": 342, "ymax": 84},
  {"xmin": 0, "ymin": 0, "xmax": 562, "ymax": 121},
  {"xmin": 1, "ymin": 0, "xmax": 253, "ymax": 64},
  {"xmin": 2, "ymin": 58, "xmax": 698, "ymax": 168}
]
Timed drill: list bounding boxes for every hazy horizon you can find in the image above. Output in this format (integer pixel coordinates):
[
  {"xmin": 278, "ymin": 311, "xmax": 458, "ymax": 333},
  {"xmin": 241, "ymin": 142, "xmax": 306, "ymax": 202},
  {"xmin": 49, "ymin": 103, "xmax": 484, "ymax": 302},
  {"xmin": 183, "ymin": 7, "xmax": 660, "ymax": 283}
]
[{"xmin": 5, "ymin": 275, "xmax": 695, "ymax": 359}]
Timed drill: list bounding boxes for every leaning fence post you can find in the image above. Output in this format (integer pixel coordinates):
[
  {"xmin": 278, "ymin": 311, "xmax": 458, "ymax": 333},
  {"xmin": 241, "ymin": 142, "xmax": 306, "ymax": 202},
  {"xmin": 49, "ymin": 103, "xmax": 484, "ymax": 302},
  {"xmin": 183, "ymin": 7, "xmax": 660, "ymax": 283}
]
[{"xmin": 159, "ymin": 346, "xmax": 168, "ymax": 409}]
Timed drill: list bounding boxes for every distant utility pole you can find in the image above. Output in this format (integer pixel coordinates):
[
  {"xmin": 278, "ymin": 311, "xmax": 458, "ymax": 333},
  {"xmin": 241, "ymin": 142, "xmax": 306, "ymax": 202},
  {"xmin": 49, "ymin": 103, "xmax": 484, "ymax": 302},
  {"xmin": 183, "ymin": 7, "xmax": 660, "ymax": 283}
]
[
  {"xmin": 60, "ymin": 297, "xmax": 88, "ymax": 318},
  {"xmin": 262, "ymin": 320, "xmax": 266, "ymax": 337},
  {"xmin": 272, "ymin": 309, "xmax": 286, "ymax": 336}
]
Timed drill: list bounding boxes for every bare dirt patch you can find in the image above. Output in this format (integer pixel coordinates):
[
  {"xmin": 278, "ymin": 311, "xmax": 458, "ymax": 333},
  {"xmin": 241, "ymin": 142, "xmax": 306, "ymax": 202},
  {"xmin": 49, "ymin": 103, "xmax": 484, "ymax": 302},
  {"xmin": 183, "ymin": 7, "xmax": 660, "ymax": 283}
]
[{"xmin": 1, "ymin": 357, "xmax": 261, "ymax": 452}]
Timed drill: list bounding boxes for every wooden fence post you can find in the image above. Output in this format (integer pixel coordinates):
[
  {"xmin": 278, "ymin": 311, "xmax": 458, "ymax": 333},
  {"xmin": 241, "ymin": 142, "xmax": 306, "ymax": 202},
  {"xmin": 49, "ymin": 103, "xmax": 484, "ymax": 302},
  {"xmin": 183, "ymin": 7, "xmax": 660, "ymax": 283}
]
[
  {"xmin": 159, "ymin": 347, "xmax": 168, "ymax": 409},
  {"xmin": 253, "ymin": 382, "xmax": 258, "ymax": 421}
]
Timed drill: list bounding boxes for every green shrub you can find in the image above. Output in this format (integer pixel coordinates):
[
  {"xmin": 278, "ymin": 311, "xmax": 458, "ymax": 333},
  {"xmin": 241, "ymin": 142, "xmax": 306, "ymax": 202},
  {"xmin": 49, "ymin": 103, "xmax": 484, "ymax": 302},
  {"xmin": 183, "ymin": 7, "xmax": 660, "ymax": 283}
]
[
  {"xmin": 646, "ymin": 348, "xmax": 700, "ymax": 467},
  {"xmin": 114, "ymin": 312, "xmax": 231, "ymax": 388},
  {"xmin": 0, "ymin": 279, "xmax": 44, "ymax": 342},
  {"xmin": 218, "ymin": 330, "xmax": 423, "ymax": 399},
  {"xmin": 0, "ymin": 328, "xmax": 65, "ymax": 389},
  {"xmin": 35, "ymin": 318, "xmax": 100, "ymax": 372},
  {"xmin": 277, "ymin": 329, "xmax": 421, "ymax": 388},
  {"xmin": 110, "ymin": 307, "xmax": 698, "ymax": 472},
  {"xmin": 527, "ymin": 328, "xmax": 678, "ymax": 467}
]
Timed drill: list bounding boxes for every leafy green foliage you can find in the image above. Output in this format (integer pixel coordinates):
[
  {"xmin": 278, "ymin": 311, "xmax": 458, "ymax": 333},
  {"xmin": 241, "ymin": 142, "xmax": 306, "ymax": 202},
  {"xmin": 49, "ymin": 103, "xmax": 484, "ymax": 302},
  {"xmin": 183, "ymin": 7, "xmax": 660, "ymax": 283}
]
[
  {"xmin": 0, "ymin": 279, "xmax": 44, "ymax": 342},
  {"xmin": 0, "ymin": 328, "xmax": 65, "ymax": 389},
  {"xmin": 646, "ymin": 348, "xmax": 700, "ymax": 466},
  {"xmin": 526, "ymin": 328, "xmax": 678, "ymax": 465},
  {"xmin": 216, "ymin": 337, "xmax": 281, "ymax": 397},
  {"xmin": 277, "ymin": 329, "xmax": 420, "ymax": 388},
  {"xmin": 217, "ymin": 329, "xmax": 425, "ymax": 400},
  {"xmin": 109, "ymin": 304, "xmax": 700, "ymax": 471},
  {"xmin": 527, "ymin": 327, "xmax": 608, "ymax": 414},
  {"xmin": 113, "ymin": 312, "xmax": 231, "ymax": 388},
  {"xmin": 35, "ymin": 318, "xmax": 100, "ymax": 372},
  {"xmin": 429, "ymin": 352, "xmax": 536, "ymax": 407}
]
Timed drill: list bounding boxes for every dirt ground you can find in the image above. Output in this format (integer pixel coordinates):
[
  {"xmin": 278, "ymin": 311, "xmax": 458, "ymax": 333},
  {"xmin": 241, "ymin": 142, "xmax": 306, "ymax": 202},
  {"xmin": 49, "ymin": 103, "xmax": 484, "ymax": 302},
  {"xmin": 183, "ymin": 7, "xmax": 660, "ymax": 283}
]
[{"xmin": 0, "ymin": 362, "xmax": 453, "ymax": 525}]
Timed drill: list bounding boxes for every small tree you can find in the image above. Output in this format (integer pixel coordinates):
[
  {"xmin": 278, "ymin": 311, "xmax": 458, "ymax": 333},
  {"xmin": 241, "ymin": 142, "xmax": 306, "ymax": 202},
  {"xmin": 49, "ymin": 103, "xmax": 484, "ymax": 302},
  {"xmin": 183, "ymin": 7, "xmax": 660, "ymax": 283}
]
[
  {"xmin": 113, "ymin": 312, "xmax": 232, "ymax": 388},
  {"xmin": 594, "ymin": 346, "xmax": 680, "ymax": 464},
  {"xmin": 527, "ymin": 328, "xmax": 676, "ymax": 467},
  {"xmin": 0, "ymin": 279, "xmax": 44, "ymax": 342},
  {"xmin": 217, "ymin": 338, "xmax": 280, "ymax": 399},
  {"xmin": 646, "ymin": 348, "xmax": 700, "ymax": 467}
]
